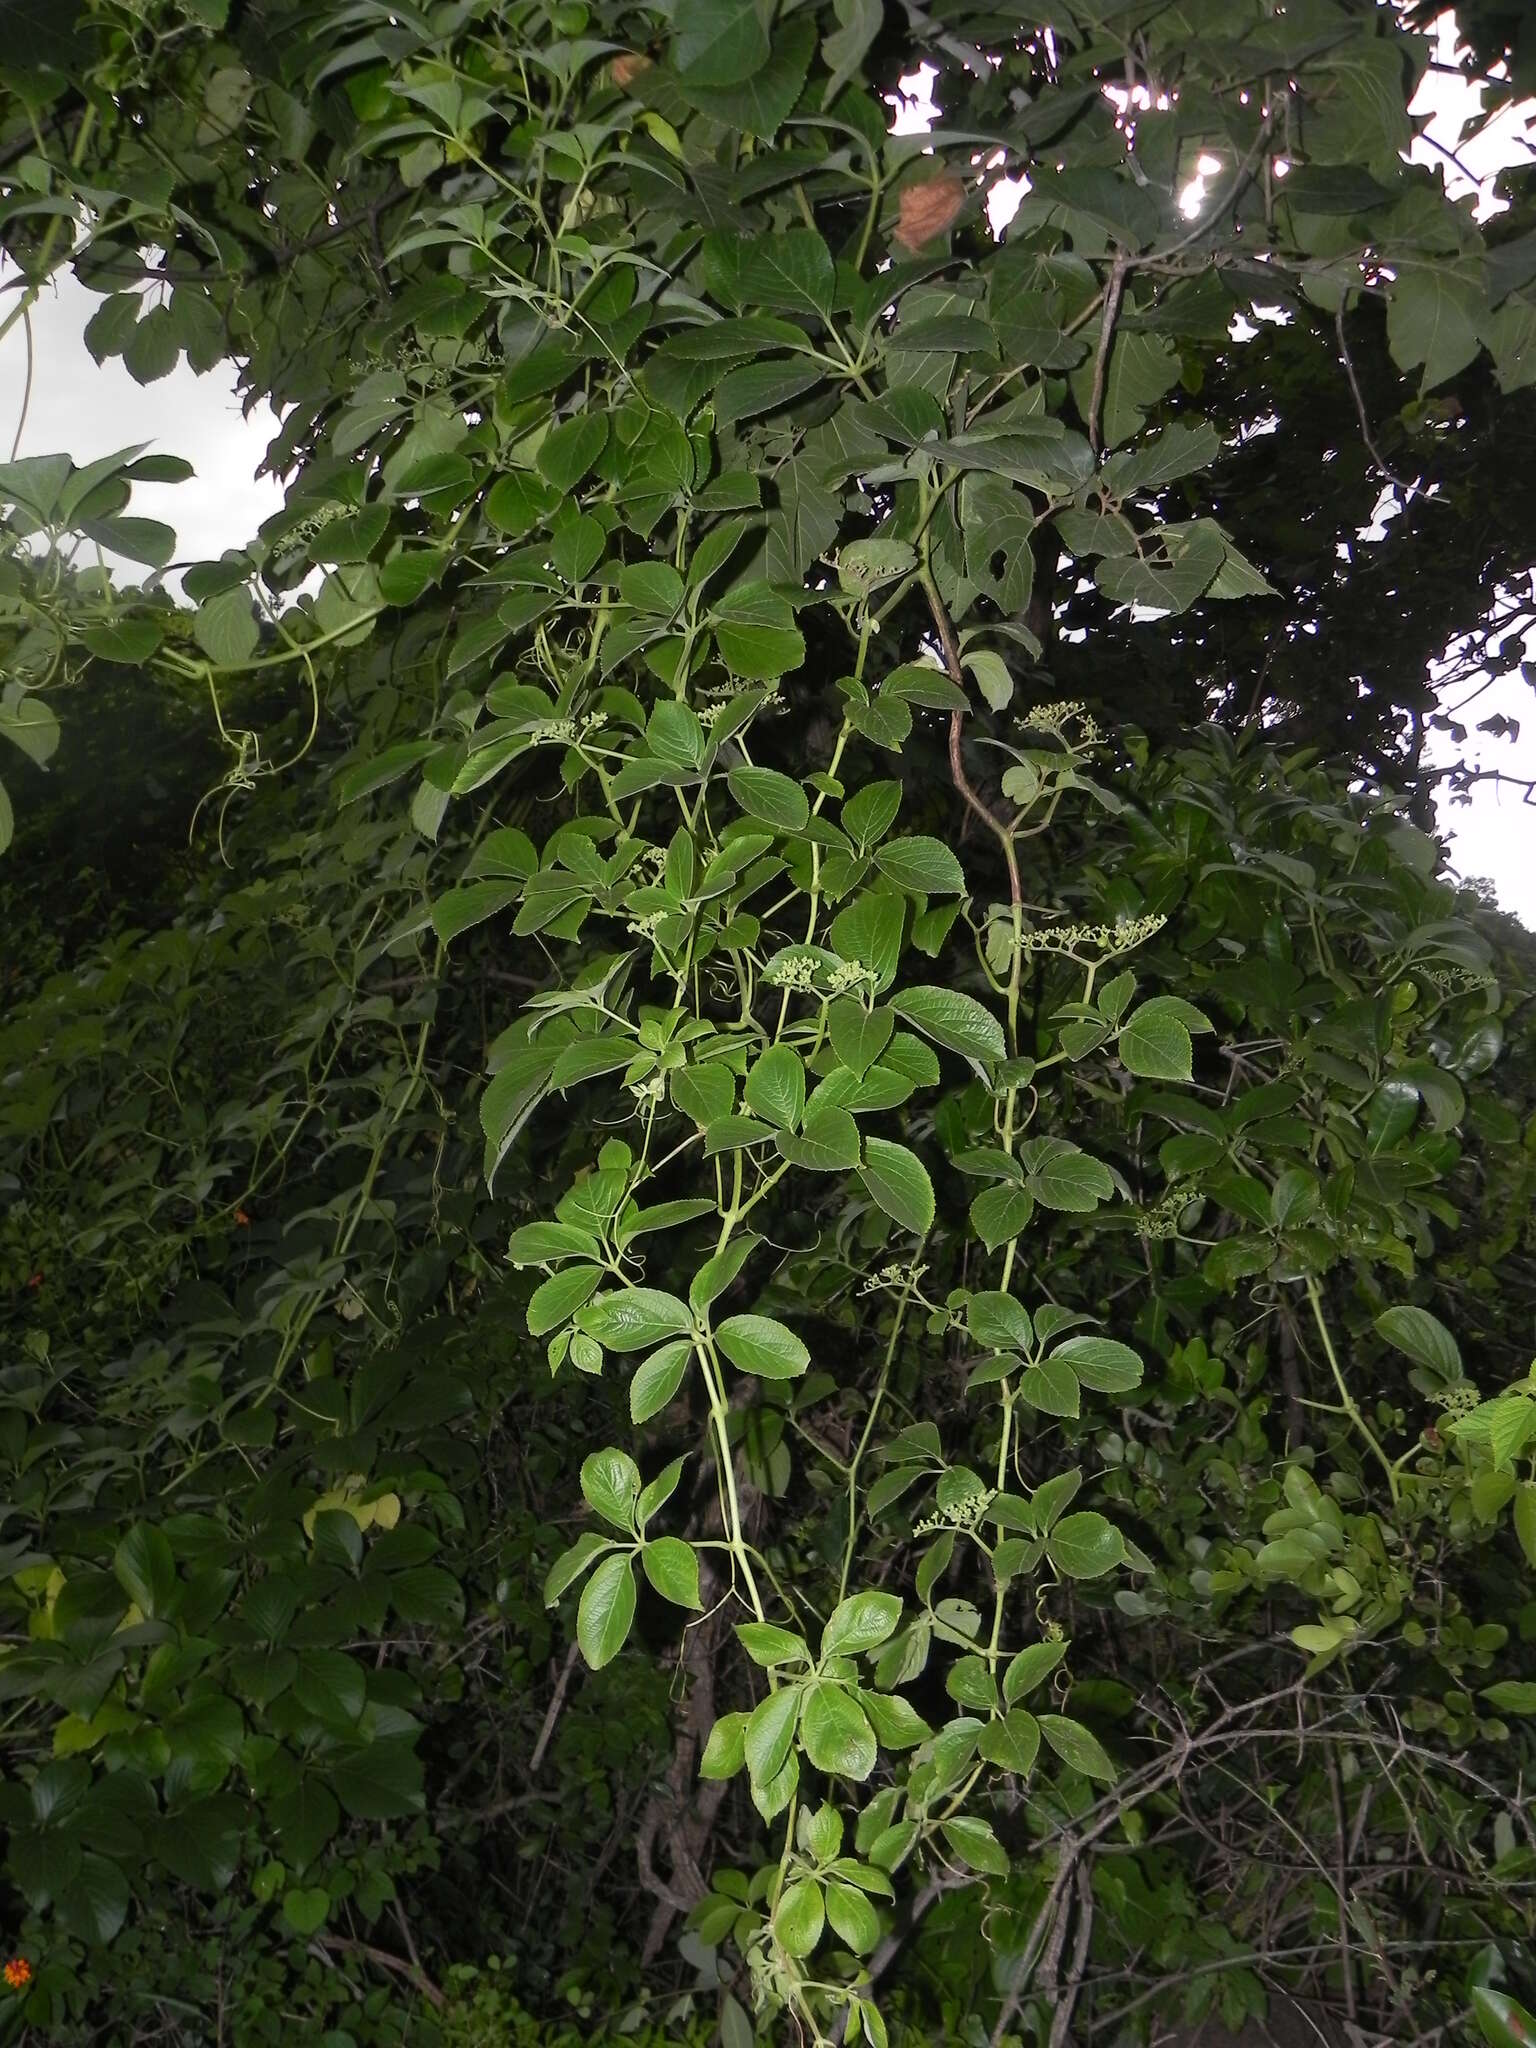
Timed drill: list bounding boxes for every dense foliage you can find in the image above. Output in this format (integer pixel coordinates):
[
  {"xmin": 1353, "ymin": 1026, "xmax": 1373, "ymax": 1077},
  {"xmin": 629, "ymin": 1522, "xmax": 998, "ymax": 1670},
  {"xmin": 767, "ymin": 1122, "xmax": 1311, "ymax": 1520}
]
[{"xmin": 2, "ymin": 3, "xmax": 1536, "ymax": 2046}]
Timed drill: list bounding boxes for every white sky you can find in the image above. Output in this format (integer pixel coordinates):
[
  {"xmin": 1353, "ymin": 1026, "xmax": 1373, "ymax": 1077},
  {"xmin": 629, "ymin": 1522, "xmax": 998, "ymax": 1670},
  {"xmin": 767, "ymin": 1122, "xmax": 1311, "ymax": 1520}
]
[
  {"xmin": 0, "ymin": 13, "xmax": 1531, "ymax": 921},
  {"xmin": 2, "ymin": 269, "xmax": 284, "ymax": 564}
]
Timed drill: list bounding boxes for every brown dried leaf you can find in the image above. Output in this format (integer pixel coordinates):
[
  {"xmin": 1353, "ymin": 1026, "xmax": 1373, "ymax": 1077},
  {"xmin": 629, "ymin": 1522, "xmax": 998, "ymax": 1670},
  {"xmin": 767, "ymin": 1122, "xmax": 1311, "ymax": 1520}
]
[
  {"xmin": 894, "ymin": 175, "xmax": 967, "ymax": 252},
  {"xmin": 610, "ymin": 52, "xmax": 652, "ymax": 87}
]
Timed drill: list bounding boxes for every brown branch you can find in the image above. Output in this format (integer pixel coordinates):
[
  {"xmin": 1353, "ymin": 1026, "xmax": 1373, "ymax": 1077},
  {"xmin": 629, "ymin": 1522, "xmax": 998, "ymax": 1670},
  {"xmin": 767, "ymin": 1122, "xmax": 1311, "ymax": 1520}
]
[
  {"xmin": 921, "ymin": 573, "xmax": 1023, "ymax": 909},
  {"xmin": 312, "ymin": 1936, "xmax": 444, "ymax": 2011},
  {"xmin": 1327, "ymin": 1750, "xmax": 1358, "ymax": 2024},
  {"xmin": 1047, "ymin": 1863, "xmax": 1095, "ymax": 2048},
  {"xmin": 1335, "ymin": 302, "xmax": 1412, "ymax": 495},
  {"xmin": 528, "ymin": 1638, "xmax": 581, "ymax": 1777},
  {"xmin": 1086, "ymin": 252, "xmax": 1129, "ymax": 456}
]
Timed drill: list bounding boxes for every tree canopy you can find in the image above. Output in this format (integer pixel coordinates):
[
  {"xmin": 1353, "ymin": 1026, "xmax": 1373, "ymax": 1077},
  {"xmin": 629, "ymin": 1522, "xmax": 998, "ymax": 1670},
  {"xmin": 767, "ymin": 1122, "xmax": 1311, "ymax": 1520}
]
[{"xmin": 2, "ymin": 3, "xmax": 1536, "ymax": 2047}]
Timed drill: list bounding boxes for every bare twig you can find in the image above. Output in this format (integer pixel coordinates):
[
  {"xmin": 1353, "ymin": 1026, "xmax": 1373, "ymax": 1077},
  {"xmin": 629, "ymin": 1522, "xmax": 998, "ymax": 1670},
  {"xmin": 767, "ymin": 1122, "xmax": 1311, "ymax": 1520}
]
[
  {"xmin": 313, "ymin": 1935, "xmax": 444, "ymax": 2011},
  {"xmin": 1335, "ymin": 302, "xmax": 1412, "ymax": 495},
  {"xmin": 1048, "ymin": 1863, "xmax": 1096, "ymax": 2048},
  {"xmin": 9, "ymin": 303, "xmax": 32, "ymax": 461},
  {"xmin": 920, "ymin": 573, "xmax": 1024, "ymax": 909},
  {"xmin": 528, "ymin": 1639, "xmax": 581, "ymax": 1777},
  {"xmin": 1086, "ymin": 252, "xmax": 1129, "ymax": 456}
]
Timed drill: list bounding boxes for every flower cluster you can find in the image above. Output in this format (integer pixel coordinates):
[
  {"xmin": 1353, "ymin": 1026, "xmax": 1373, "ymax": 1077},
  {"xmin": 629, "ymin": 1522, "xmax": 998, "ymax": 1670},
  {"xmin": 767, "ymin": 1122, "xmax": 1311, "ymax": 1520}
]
[
  {"xmin": 762, "ymin": 954, "xmax": 822, "ymax": 992},
  {"xmin": 1019, "ymin": 912, "xmax": 1167, "ymax": 959},
  {"xmin": 1023, "ymin": 700, "xmax": 1099, "ymax": 746},
  {"xmin": 1135, "ymin": 1188, "xmax": 1191, "ymax": 1241},
  {"xmin": 857, "ymin": 1259, "xmax": 928, "ymax": 1297},
  {"xmin": 914, "ymin": 1483, "xmax": 994, "ymax": 1537}
]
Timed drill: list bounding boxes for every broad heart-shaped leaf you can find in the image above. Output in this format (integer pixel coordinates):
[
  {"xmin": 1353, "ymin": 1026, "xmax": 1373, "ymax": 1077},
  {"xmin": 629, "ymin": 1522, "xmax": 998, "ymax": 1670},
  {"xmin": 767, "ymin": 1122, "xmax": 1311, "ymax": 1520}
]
[
  {"xmin": 1387, "ymin": 262, "xmax": 1486, "ymax": 393},
  {"xmin": 800, "ymin": 1683, "xmax": 877, "ymax": 1779},
  {"xmin": 940, "ymin": 1815, "xmax": 1009, "ymax": 1877},
  {"xmin": 283, "ymin": 1885, "xmax": 330, "ymax": 1934},
  {"xmin": 875, "ymin": 836, "xmax": 967, "ymax": 896},
  {"xmin": 716, "ymin": 1313, "xmax": 809, "ymax": 1379},
  {"xmin": 194, "ymin": 585, "xmax": 260, "ymax": 667},
  {"xmin": 1038, "ymin": 1712, "xmax": 1116, "ymax": 1781},
  {"xmin": 1375, "ymin": 1305, "xmax": 1461, "ymax": 1378},
  {"xmin": 775, "ymin": 1877, "xmax": 825, "ymax": 1958},
  {"xmin": 713, "ymin": 585, "xmax": 806, "ymax": 682},
  {"xmin": 1117, "ymin": 994, "xmax": 1212, "ymax": 1080},
  {"xmin": 1094, "ymin": 521, "xmax": 1225, "ymax": 615},
  {"xmin": 672, "ymin": 0, "xmax": 768, "ymax": 85},
  {"xmin": 821, "ymin": 1591, "xmax": 903, "ymax": 1660},
  {"xmin": 575, "ymin": 1288, "xmax": 692, "ymax": 1353},
  {"xmin": 580, "ymin": 1446, "xmax": 641, "ymax": 1531},
  {"xmin": 961, "ymin": 474, "xmax": 1035, "ymax": 613},
  {"xmin": 859, "ymin": 1138, "xmax": 935, "ymax": 1237},
  {"xmin": 1068, "ymin": 328, "xmax": 1180, "ymax": 448},
  {"xmin": 1473, "ymin": 1986, "xmax": 1536, "ymax": 2048},
  {"xmin": 675, "ymin": 14, "xmax": 815, "ymax": 136},
  {"xmin": 704, "ymin": 227, "xmax": 835, "ymax": 319},
  {"xmin": 0, "ymin": 692, "xmax": 60, "ymax": 767},
  {"xmin": 1045, "ymin": 1511, "xmax": 1124, "ymax": 1579},
  {"xmin": 727, "ymin": 763, "xmax": 810, "ymax": 831},
  {"xmin": 642, "ymin": 1536, "xmax": 703, "ymax": 1609},
  {"xmin": 577, "ymin": 1552, "xmax": 637, "ymax": 1669},
  {"xmin": 891, "ymin": 986, "xmax": 1005, "ymax": 1062},
  {"xmin": 1100, "ymin": 420, "xmax": 1223, "ymax": 496}
]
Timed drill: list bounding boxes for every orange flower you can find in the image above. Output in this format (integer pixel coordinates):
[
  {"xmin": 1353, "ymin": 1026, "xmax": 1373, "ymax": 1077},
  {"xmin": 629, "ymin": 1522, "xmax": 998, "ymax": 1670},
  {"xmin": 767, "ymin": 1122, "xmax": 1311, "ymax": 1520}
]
[
  {"xmin": 235, "ymin": 1209, "xmax": 251, "ymax": 1227},
  {"xmin": 4, "ymin": 1958, "xmax": 31, "ymax": 1990},
  {"xmin": 893, "ymin": 173, "xmax": 967, "ymax": 252}
]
